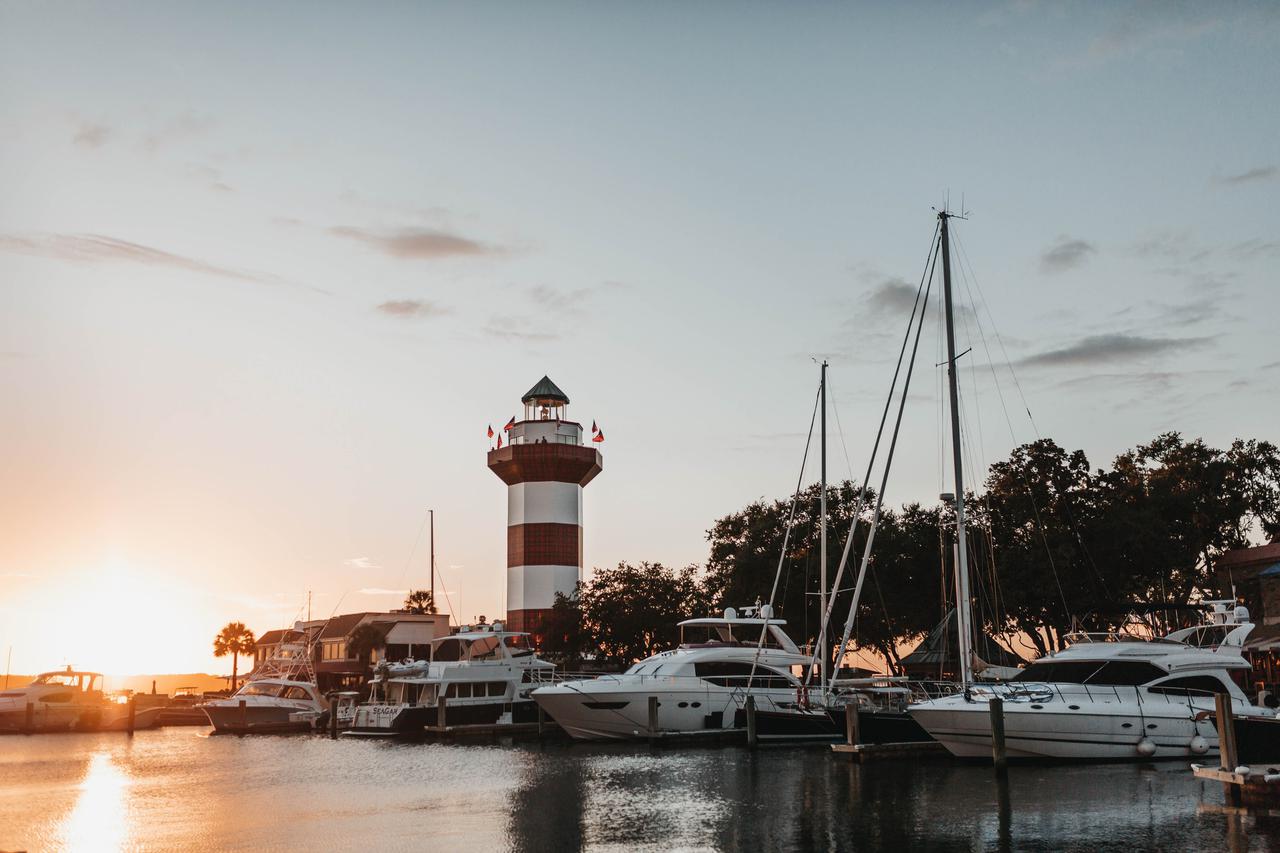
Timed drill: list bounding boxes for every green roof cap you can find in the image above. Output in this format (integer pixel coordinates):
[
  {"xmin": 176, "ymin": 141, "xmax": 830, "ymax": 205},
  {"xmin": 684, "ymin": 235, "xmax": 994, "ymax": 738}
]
[{"xmin": 522, "ymin": 375, "xmax": 569, "ymax": 405}]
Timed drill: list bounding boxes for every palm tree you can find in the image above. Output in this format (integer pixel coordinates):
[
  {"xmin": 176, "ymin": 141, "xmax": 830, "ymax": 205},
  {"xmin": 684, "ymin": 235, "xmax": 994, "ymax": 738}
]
[
  {"xmin": 347, "ymin": 623, "xmax": 388, "ymax": 675},
  {"xmin": 213, "ymin": 622, "xmax": 257, "ymax": 691},
  {"xmin": 402, "ymin": 589, "xmax": 437, "ymax": 614}
]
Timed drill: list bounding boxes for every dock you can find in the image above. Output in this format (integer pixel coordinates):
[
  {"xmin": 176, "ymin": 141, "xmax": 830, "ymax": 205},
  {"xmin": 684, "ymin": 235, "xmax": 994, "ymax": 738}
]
[
  {"xmin": 831, "ymin": 741, "xmax": 948, "ymax": 762},
  {"xmin": 1192, "ymin": 694, "xmax": 1280, "ymax": 808}
]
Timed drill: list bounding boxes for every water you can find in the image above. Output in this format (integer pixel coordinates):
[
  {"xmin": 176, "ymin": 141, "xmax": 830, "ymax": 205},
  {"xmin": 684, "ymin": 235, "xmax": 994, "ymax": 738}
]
[{"xmin": 1, "ymin": 728, "xmax": 1275, "ymax": 851}]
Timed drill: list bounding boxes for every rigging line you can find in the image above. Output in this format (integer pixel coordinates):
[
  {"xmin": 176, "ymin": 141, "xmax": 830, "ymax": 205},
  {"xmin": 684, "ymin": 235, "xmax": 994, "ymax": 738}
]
[
  {"xmin": 824, "ymin": 372, "xmax": 856, "ymax": 481},
  {"xmin": 432, "ymin": 560, "xmax": 459, "ymax": 622},
  {"xmin": 951, "ymin": 229, "xmax": 1072, "ymax": 622},
  {"xmin": 828, "ymin": 229, "xmax": 941, "ymax": 686},
  {"xmin": 804, "ymin": 222, "xmax": 941, "ymax": 686},
  {"xmin": 394, "ymin": 510, "xmax": 432, "ymax": 588}
]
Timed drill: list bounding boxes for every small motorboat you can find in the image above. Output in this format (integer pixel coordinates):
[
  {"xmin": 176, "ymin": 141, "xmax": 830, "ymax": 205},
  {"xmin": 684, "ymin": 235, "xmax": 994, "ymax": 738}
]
[{"xmin": 0, "ymin": 667, "xmax": 163, "ymax": 733}]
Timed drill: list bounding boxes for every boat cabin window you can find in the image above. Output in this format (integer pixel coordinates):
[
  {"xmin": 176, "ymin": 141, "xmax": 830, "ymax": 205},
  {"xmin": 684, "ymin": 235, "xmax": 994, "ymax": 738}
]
[
  {"xmin": 469, "ymin": 636, "xmax": 502, "ymax": 661},
  {"xmin": 33, "ymin": 672, "xmax": 98, "ymax": 691},
  {"xmin": 281, "ymin": 686, "xmax": 312, "ymax": 701},
  {"xmin": 682, "ymin": 625, "xmax": 738, "ymax": 646},
  {"xmin": 504, "ymin": 635, "xmax": 534, "ymax": 657},
  {"xmin": 694, "ymin": 661, "xmax": 794, "ymax": 689},
  {"xmin": 1148, "ymin": 675, "xmax": 1231, "ymax": 696},
  {"xmin": 240, "ymin": 683, "xmax": 284, "ymax": 697},
  {"xmin": 1012, "ymin": 660, "xmax": 1165, "ymax": 686},
  {"xmin": 433, "ymin": 639, "xmax": 464, "ymax": 662}
]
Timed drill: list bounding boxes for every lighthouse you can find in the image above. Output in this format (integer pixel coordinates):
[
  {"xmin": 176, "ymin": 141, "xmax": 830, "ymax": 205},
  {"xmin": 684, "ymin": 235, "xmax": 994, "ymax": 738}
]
[{"xmin": 488, "ymin": 376, "xmax": 602, "ymax": 639}]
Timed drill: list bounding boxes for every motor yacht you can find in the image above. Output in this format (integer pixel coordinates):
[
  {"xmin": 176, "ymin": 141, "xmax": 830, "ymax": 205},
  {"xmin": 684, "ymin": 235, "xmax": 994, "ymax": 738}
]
[
  {"xmin": 531, "ymin": 606, "xmax": 822, "ymax": 741},
  {"xmin": 908, "ymin": 601, "xmax": 1267, "ymax": 760},
  {"xmin": 200, "ymin": 676, "xmax": 329, "ymax": 733},
  {"xmin": 345, "ymin": 622, "xmax": 554, "ymax": 736},
  {"xmin": 0, "ymin": 667, "xmax": 163, "ymax": 733}
]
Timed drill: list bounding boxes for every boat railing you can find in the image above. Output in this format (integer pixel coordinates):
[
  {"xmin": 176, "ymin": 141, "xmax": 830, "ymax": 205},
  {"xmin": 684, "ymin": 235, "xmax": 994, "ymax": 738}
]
[{"xmin": 969, "ymin": 681, "xmax": 1238, "ymax": 714}]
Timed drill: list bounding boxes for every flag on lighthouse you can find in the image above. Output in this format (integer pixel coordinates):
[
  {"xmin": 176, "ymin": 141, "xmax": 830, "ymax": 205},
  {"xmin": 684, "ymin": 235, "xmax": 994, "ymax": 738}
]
[
  {"xmin": 591, "ymin": 420, "xmax": 598, "ymax": 434},
  {"xmin": 487, "ymin": 424, "xmax": 494, "ymax": 439},
  {"xmin": 496, "ymin": 432, "xmax": 504, "ymax": 449},
  {"xmin": 504, "ymin": 416, "xmax": 516, "ymax": 431},
  {"xmin": 592, "ymin": 428, "xmax": 604, "ymax": 443}
]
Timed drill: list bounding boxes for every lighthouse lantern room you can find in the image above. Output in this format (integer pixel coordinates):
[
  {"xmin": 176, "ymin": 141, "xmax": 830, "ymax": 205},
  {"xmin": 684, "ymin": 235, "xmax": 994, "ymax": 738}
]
[{"xmin": 488, "ymin": 376, "xmax": 602, "ymax": 641}]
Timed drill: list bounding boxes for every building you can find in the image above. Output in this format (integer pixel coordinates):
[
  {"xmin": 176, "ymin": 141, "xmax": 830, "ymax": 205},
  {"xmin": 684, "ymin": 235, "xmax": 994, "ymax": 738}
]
[
  {"xmin": 1216, "ymin": 538, "xmax": 1280, "ymax": 692},
  {"xmin": 252, "ymin": 610, "xmax": 451, "ymax": 693},
  {"xmin": 487, "ymin": 376, "xmax": 602, "ymax": 641}
]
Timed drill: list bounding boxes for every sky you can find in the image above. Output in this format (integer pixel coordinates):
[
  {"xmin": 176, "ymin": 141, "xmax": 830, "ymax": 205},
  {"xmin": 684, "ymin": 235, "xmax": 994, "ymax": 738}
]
[{"xmin": 1, "ymin": 1, "xmax": 1277, "ymax": 677}]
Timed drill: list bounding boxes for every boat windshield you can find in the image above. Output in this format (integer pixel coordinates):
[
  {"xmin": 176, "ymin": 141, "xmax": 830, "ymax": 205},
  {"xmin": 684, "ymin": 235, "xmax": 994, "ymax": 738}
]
[
  {"xmin": 681, "ymin": 623, "xmax": 786, "ymax": 650},
  {"xmin": 1011, "ymin": 660, "xmax": 1166, "ymax": 686},
  {"xmin": 32, "ymin": 672, "xmax": 99, "ymax": 691},
  {"xmin": 503, "ymin": 635, "xmax": 534, "ymax": 657},
  {"xmin": 238, "ymin": 682, "xmax": 284, "ymax": 697}
]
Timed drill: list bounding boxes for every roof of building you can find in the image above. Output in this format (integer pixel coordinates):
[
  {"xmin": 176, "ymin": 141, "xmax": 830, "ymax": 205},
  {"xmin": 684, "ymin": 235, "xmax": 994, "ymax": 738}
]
[
  {"xmin": 522, "ymin": 375, "xmax": 569, "ymax": 405},
  {"xmin": 317, "ymin": 612, "xmax": 371, "ymax": 639},
  {"xmin": 256, "ymin": 629, "xmax": 292, "ymax": 646},
  {"xmin": 1217, "ymin": 540, "xmax": 1280, "ymax": 569}
]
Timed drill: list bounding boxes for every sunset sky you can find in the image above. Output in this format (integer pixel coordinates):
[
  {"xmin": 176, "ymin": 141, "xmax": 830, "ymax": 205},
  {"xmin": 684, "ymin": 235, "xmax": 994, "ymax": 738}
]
[{"xmin": 2, "ymin": 2, "xmax": 1277, "ymax": 677}]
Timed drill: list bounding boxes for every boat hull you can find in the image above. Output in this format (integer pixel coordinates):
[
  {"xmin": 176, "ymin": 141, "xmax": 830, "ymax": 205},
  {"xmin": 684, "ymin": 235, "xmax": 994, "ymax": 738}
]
[{"xmin": 203, "ymin": 703, "xmax": 318, "ymax": 734}]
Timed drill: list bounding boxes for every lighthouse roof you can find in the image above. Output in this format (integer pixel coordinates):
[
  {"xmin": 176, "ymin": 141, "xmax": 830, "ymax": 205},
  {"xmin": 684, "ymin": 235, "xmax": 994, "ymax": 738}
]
[{"xmin": 522, "ymin": 375, "xmax": 569, "ymax": 405}]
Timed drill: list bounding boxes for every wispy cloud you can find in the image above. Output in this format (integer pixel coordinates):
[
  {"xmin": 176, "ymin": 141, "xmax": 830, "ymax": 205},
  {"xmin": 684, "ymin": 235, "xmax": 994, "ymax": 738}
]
[
  {"xmin": 1077, "ymin": 15, "xmax": 1222, "ymax": 66},
  {"xmin": 344, "ymin": 557, "xmax": 382, "ymax": 571},
  {"xmin": 1021, "ymin": 333, "xmax": 1211, "ymax": 367},
  {"xmin": 376, "ymin": 299, "xmax": 451, "ymax": 319},
  {"xmin": 142, "ymin": 113, "xmax": 213, "ymax": 153},
  {"xmin": 863, "ymin": 277, "xmax": 920, "ymax": 316},
  {"xmin": 1214, "ymin": 165, "xmax": 1277, "ymax": 185},
  {"xmin": 330, "ymin": 226, "xmax": 497, "ymax": 259},
  {"xmin": 1040, "ymin": 237, "xmax": 1096, "ymax": 273},
  {"xmin": 72, "ymin": 122, "xmax": 111, "ymax": 149},
  {"xmin": 0, "ymin": 233, "xmax": 306, "ymax": 290},
  {"xmin": 358, "ymin": 587, "xmax": 408, "ymax": 596},
  {"xmin": 483, "ymin": 314, "xmax": 559, "ymax": 343}
]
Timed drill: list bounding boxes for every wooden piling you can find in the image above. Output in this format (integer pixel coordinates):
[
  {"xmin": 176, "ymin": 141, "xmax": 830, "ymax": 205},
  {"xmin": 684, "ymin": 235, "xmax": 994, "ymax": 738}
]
[
  {"xmin": 989, "ymin": 697, "xmax": 1007, "ymax": 771},
  {"xmin": 845, "ymin": 703, "xmax": 860, "ymax": 746},
  {"xmin": 1216, "ymin": 693, "xmax": 1241, "ymax": 806},
  {"xmin": 438, "ymin": 696, "xmax": 448, "ymax": 731},
  {"xmin": 647, "ymin": 696, "xmax": 659, "ymax": 743},
  {"xmin": 127, "ymin": 697, "xmax": 136, "ymax": 735},
  {"xmin": 24, "ymin": 701, "xmax": 33, "ymax": 734},
  {"xmin": 237, "ymin": 699, "xmax": 247, "ymax": 733},
  {"xmin": 329, "ymin": 696, "xmax": 338, "ymax": 739},
  {"xmin": 537, "ymin": 704, "xmax": 546, "ymax": 737},
  {"xmin": 746, "ymin": 696, "xmax": 757, "ymax": 749}
]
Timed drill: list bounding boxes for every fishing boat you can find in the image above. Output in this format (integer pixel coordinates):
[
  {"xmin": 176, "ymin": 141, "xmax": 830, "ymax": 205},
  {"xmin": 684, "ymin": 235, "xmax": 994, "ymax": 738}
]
[
  {"xmin": 344, "ymin": 622, "xmax": 553, "ymax": 736},
  {"xmin": 0, "ymin": 667, "xmax": 163, "ymax": 733},
  {"xmin": 200, "ymin": 630, "xmax": 328, "ymax": 733}
]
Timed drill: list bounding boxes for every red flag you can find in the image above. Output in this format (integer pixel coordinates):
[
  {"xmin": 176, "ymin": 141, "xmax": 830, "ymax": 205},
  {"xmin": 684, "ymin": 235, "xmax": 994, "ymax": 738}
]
[
  {"xmin": 487, "ymin": 424, "xmax": 494, "ymax": 439},
  {"xmin": 496, "ymin": 433, "xmax": 504, "ymax": 449},
  {"xmin": 592, "ymin": 429, "xmax": 604, "ymax": 443},
  {"xmin": 591, "ymin": 420, "xmax": 598, "ymax": 434},
  {"xmin": 503, "ymin": 416, "xmax": 516, "ymax": 431}
]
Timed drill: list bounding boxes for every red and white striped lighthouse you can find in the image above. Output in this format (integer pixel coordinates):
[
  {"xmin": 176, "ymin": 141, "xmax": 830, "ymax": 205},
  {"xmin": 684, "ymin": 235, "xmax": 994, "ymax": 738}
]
[{"xmin": 488, "ymin": 376, "xmax": 602, "ymax": 639}]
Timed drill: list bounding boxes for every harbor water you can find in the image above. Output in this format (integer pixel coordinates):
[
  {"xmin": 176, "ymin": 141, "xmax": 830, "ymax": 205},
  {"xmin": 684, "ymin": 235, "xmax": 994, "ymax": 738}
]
[{"xmin": 2, "ymin": 727, "xmax": 1275, "ymax": 851}]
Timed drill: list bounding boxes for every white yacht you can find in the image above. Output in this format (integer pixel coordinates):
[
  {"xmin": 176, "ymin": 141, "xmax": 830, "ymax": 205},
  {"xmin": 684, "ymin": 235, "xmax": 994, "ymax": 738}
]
[
  {"xmin": 201, "ymin": 677, "xmax": 329, "ymax": 733},
  {"xmin": 908, "ymin": 601, "xmax": 1266, "ymax": 760},
  {"xmin": 531, "ymin": 606, "xmax": 819, "ymax": 741},
  {"xmin": 0, "ymin": 668, "xmax": 163, "ymax": 733},
  {"xmin": 345, "ymin": 622, "xmax": 554, "ymax": 736}
]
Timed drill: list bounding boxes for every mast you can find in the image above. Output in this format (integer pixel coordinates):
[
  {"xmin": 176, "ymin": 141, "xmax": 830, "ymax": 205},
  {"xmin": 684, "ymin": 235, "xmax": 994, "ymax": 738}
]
[
  {"xmin": 819, "ymin": 360, "xmax": 829, "ymax": 690},
  {"xmin": 429, "ymin": 509, "xmax": 436, "ymax": 610},
  {"xmin": 939, "ymin": 211, "xmax": 974, "ymax": 685}
]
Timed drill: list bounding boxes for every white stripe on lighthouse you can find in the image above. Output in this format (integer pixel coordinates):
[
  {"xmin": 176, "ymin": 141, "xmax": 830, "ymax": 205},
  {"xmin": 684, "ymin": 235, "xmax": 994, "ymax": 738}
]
[
  {"xmin": 507, "ymin": 481, "xmax": 582, "ymax": 527},
  {"xmin": 507, "ymin": 564, "xmax": 581, "ymax": 612}
]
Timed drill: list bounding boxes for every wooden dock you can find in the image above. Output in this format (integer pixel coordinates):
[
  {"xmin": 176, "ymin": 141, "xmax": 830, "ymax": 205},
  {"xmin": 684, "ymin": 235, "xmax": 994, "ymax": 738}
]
[
  {"xmin": 831, "ymin": 741, "xmax": 948, "ymax": 762},
  {"xmin": 1191, "ymin": 693, "xmax": 1280, "ymax": 808}
]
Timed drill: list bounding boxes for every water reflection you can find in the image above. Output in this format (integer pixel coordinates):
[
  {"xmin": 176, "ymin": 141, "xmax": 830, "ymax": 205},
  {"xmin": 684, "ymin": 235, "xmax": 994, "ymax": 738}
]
[{"xmin": 56, "ymin": 751, "xmax": 130, "ymax": 851}]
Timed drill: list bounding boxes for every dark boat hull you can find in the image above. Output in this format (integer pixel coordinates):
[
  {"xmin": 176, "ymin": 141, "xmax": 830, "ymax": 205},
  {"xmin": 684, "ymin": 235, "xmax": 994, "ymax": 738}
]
[{"xmin": 752, "ymin": 707, "xmax": 933, "ymax": 744}]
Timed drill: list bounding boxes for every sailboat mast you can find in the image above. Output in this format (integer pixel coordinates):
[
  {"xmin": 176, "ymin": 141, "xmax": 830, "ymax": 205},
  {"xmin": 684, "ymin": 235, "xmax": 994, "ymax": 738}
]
[
  {"xmin": 939, "ymin": 212, "xmax": 974, "ymax": 685},
  {"xmin": 429, "ymin": 509, "xmax": 436, "ymax": 609},
  {"xmin": 819, "ymin": 360, "xmax": 829, "ymax": 690}
]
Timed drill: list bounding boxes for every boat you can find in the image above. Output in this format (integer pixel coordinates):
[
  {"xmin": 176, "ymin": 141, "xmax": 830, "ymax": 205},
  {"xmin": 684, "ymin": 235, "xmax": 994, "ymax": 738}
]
[
  {"xmin": 909, "ymin": 601, "xmax": 1268, "ymax": 760},
  {"xmin": 200, "ymin": 676, "xmax": 330, "ymax": 733},
  {"xmin": 156, "ymin": 686, "xmax": 213, "ymax": 726},
  {"xmin": 344, "ymin": 621, "xmax": 554, "ymax": 736},
  {"xmin": 531, "ymin": 606, "xmax": 826, "ymax": 741},
  {"xmin": 0, "ymin": 667, "xmax": 163, "ymax": 733}
]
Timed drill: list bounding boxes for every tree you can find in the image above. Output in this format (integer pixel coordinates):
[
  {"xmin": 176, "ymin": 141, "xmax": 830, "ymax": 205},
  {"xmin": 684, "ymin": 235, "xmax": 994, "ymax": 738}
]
[
  {"xmin": 402, "ymin": 589, "xmax": 438, "ymax": 614},
  {"xmin": 213, "ymin": 622, "xmax": 256, "ymax": 690},
  {"xmin": 539, "ymin": 589, "xmax": 588, "ymax": 666},
  {"xmin": 578, "ymin": 562, "xmax": 710, "ymax": 667},
  {"xmin": 347, "ymin": 623, "xmax": 388, "ymax": 673}
]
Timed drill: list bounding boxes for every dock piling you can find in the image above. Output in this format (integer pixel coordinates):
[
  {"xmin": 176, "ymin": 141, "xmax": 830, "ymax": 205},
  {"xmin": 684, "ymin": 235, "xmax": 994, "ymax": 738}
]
[
  {"xmin": 127, "ymin": 696, "xmax": 136, "ymax": 735},
  {"xmin": 439, "ymin": 696, "xmax": 448, "ymax": 731},
  {"xmin": 745, "ymin": 696, "xmax": 757, "ymax": 749},
  {"xmin": 647, "ymin": 696, "xmax": 658, "ymax": 744},
  {"xmin": 845, "ymin": 703, "xmax": 860, "ymax": 746},
  {"xmin": 329, "ymin": 696, "xmax": 338, "ymax": 740},
  {"xmin": 537, "ymin": 704, "xmax": 546, "ymax": 737},
  {"xmin": 989, "ymin": 697, "xmax": 1007, "ymax": 772},
  {"xmin": 1216, "ymin": 692, "xmax": 1241, "ymax": 806},
  {"xmin": 24, "ymin": 701, "xmax": 33, "ymax": 734},
  {"xmin": 237, "ymin": 699, "xmax": 247, "ymax": 733}
]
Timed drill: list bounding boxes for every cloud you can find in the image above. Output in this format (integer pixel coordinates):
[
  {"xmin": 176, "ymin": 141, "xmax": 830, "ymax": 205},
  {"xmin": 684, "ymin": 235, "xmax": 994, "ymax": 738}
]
[
  {"xmin": 1228, "ymin": 239, "xmax": 1280, "ymax": 260},
  {"xmin": 1020, "ymin": 333, "xmax": 1211, "ymax": 367},
  {"xmin": 0, "ymin": 232, "xmax": 322, "ymax": 293},
  {"xmin": 376, "ymin": 299, "xmax": 451, "ymax": 318},
  {"xmin": 142, "ymin": 113, "xmax": 213, "ymax": 153},
  {"xmin": 358, "ymin": 587, "xmax": 408, "ymax": 596},
  {"xmin": 483, "ymin": 314, "xmax": 559, "ymax": 343},
  {"xmin": 1215, "ymin": 166, "xmax": 1277, "ymax": 185},
  {"xmin": 1040, "ymin": 237, "xmax": 1096, "ymax": 273},
  {"xmin": 330, "ymin": 226, "xmax": 496, "ymax": 259},
  {"xmin": 1082, "ymin": 16, "xmax": 1221, "ymax": 64},
  {"xmin": 344, "ymin": 557, "xmax": 382, "ymax": 571},
  {"xmin": 73, "ymin": 122, "xmax": 110, "ymax": 149},
  {"xmin": 864, "ymin": 278, "xmax": 920, "ymax": 316}
]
